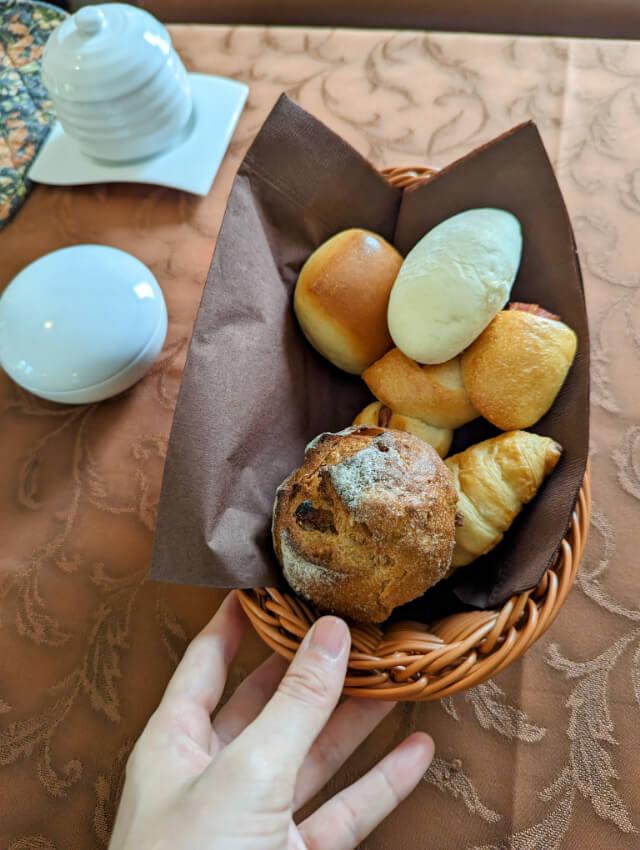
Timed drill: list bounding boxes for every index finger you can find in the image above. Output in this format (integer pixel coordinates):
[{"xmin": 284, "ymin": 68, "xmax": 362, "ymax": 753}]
[{"xmin": 237, "ymin": 616, "xmax": 350, "ymax": 781}]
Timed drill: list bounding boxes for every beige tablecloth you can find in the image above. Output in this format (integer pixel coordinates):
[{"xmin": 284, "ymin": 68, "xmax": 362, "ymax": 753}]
[{"xmin": 1, "ymin": 26, "xmax": 639, "ymax": 850}]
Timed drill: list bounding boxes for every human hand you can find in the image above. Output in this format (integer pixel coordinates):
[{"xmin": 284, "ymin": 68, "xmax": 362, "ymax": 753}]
[{"xmin": 109, "ymin": 592, "xmax": 434, "ymax": 850}]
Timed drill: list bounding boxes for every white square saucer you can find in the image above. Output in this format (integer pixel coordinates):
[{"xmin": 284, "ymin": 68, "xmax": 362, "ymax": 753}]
[{"xmin": 28, "ymin": 74, "xmax": 248, "ymax": 196}]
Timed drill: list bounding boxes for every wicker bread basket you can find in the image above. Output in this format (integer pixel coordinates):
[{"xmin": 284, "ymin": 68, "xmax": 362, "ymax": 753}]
[{"xmin": 238, "ymin": 166, "xmax": 591, "ymax": 701}]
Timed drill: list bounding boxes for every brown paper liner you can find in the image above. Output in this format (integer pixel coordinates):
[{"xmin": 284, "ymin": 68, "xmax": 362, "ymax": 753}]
[{"xmin": 150, "ymin": 94, "xmax": 589, "ymax": 620}]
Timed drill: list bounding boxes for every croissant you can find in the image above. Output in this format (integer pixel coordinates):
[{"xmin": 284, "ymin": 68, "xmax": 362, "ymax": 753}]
[
  {"xmin": 352, "ymin": 400, "xmax": 453, "ymax": 457},
  {"xmin": 445, "ymin": 430, "xmax": 562, "ymax": 568}
]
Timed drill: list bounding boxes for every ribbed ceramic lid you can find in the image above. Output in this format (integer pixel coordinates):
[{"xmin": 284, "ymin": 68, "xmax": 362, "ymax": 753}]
[{"xmin": 42, "ymin": 3, "xmax": 172, "ymax": 102}]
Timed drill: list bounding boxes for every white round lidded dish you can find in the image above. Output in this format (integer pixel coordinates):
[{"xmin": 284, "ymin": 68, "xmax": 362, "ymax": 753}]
[
  {"xmin": 42, "ymin": 3, "xmax": 192, "ymax": 162},
  {"xmin": 0, "ymin": 245, "xmax": 167, "ymax": 404}
]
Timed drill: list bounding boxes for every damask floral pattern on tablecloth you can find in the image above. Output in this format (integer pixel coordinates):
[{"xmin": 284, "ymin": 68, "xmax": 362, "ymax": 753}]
[
  {"xmin": 0, "ymin": 0, "xmax": 65, "ymax": 229},
  {"xmin": 1, "ymin": 25, "xmax": 640, "ymax": 850}
]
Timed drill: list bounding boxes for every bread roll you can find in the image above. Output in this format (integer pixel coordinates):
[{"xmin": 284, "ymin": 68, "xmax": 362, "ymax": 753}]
[
  {"xmin": 294, "ymin": 229, "xmax": 402, "ymax": 374},
  {"xmin": 387, "ymin": 208, "xmax": 522, "ymax": 364},
  {"xmin": 362, "ymin": 347, "xmax": 477, "ymax": 429},
  {"xmin": 352, "ymin": 400, "xmax": 453, "ymax": 457},
  {"xmin": 445, "ymin": 430, "xmax": 562, "ymax": 567},
  {"xmin": 272, "ymin": 426, "xmax": 458, "ymax": 623},
  {"xmin": 461, "ymin": 305, "xmax": 578, "ymax": 430}
]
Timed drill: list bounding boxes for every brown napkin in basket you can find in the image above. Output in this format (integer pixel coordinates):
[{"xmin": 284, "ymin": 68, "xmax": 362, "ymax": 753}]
[{"xmin": 150, "ymin": 94, "xmax": 589, "ymax": 621}]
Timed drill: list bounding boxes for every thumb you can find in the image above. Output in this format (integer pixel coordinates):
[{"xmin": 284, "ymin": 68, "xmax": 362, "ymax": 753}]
[{"xmin": 242, "ymin": 616, "xmax": 350, "ymax": 780}]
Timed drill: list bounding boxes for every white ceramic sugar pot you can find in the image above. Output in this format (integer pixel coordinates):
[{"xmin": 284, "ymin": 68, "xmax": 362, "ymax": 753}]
[
  {"xmin": 42, "ymin": 3, "xmax": 192, "ymax": 162},
  {"xmin": 0, "ymin": 246, "xmax": 167, "ymax": 404}
]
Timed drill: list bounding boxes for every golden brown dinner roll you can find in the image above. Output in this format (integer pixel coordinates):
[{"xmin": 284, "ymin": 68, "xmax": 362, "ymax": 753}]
[
  {"xmin": 272, "ymin": 426, "xmax": 458, "ymax": 623},
  {"xmin": 461, "ymin": 304, "xmax": 578, "ymax": 430},
  {"xmin": 362, "ymin": 348, "xmax": 478, "ymax": 429},
  {"xmin": 293, "ymin": 229, "xmax": 402, "ymax": 374},
  {"xmin": 445, "ymin": 430, "xmax": 562, "ymax": 567},
  {"xmin": 352, "ymin": 400, "xmax": 453, "ymax": 457}
]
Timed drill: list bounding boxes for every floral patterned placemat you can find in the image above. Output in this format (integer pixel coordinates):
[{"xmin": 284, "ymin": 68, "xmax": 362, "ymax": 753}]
[{"xmin": 0, "ymin": 0, "xmax": 66, "ymax": 229}]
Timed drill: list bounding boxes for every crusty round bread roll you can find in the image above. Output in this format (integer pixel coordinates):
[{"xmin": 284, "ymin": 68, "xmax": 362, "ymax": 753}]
[
  {"xmin": 294, "ymin": 229, "xmax": 402, "ymax": 374},
  {"xmin": 362, "ymin": 347, "xmax": 477, "ymax": 429},
  {"xmin": 387, "ymin": 208, "xmax": 522, "ymax": 364},
  {"xmin": 461, "ymin": 305, "xmax": 578, "ymax": 430},
  {"xmin": 272, "ymin": 425, "xmax": 458, "ymax": 623},
  {"xmin": 352, "ymin": 400, "xmax": 453, "ymax": 457}
]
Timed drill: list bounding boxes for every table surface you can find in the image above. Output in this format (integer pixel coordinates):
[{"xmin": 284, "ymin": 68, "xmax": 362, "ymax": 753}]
[{"xmin": 1, "ymin": 24, "xmax": 640, "ymax": 850}]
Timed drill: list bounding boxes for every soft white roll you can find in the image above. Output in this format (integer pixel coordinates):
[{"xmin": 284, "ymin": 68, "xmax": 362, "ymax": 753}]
[{"xmin": 387, "ymin": 209, "xmax": 522, "ymax": 364}]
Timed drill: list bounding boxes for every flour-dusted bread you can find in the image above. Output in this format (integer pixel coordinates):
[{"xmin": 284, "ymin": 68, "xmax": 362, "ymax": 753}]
[
  {"xmin": 352, "ymin": 401, "xmax": 453, "ymax": 457},
  {"xmin": 387, "ymin": 209, "xmax": 522, "ymax": 364},
  {"xmin": 362, "ymin": 347, "xmax": 477, "ymax": 429},
  {"xmin": 461, "ymin": 304, "xmax": 578, "ymax": 430},
  {"xmin": 293, "ymin": 229, "xmax": 402, "ymax": 374},
  {"xmin": 445, "ymin": 430, "xmax": 562, "ymax": 568},
  {"xmin": 272, "ymin": 426, "xmax": 458, "ymax": 623}
]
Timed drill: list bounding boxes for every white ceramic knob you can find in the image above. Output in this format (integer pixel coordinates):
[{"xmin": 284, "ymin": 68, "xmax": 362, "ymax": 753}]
[
  {"xmin": 75, "ymin": 7, "xmax": 105, "ymax": 34},
  {"xmin": 0, "ymin": 245, "xmax": 167, "ymax": 404},
  {"xmin": 42, "ymin": 3, "xmax": 192, "ymax": 162}
]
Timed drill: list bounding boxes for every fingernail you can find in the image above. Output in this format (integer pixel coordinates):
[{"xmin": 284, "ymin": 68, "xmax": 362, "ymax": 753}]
[{"xmin": 309, "ymin": 616, "xmax": 348, "ymax": 659}]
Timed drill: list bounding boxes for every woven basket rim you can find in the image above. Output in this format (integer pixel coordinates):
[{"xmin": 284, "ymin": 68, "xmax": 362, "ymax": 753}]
[
  {"xmin": 239, "ymin": 165, "xmax": 590, "ymax": 700},
  {"xmin": 239, "ymin": 467, "xmax": 589, "ymax": 700}
]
